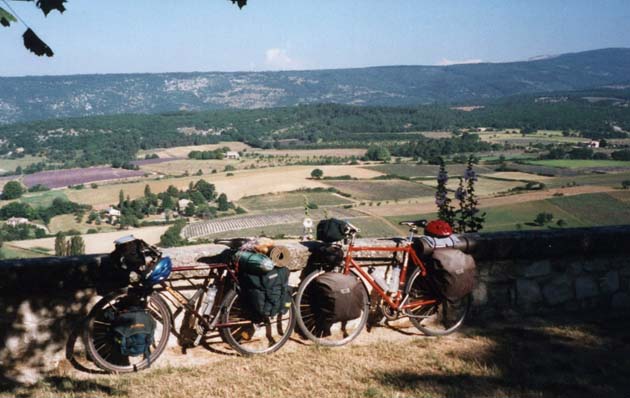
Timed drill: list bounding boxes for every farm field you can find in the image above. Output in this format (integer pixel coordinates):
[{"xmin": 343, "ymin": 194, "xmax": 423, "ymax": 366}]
[
  {"xmin": 478, "ymin": 130, "xmax": 587, "ymax": 144},
  {"xmin": 421, "ymin": 176, "xmax": 524, "ymax": 196},
  {"xmin": 547, "ymin": 171, "xmax": 630, "ymax": 188},
  {"xmin": 484, "ymin": 171, "xmax": 553, "ymax": 182},
  {"xmin": 526, "ymin": 159, "xmax": 630, "ymax": 169},
  {"xmin": 238, "ymin": 190, "xmax": 352, "ymax": 211},
  {"xmin": 10, "ymin": 225, "xmax": 169, "ymax": 254},
  {"xmin": 0, "ymin": 155, "xmax": 45, "ymax": 174},
  {"xmin": 139, "ymin": 142, "xmax": 252, "ymax": 159},
  {"xmin": 1, "ymin": 167, "xmax": 146, "ymax": 189},
  {"xmin": 199, "ymin": 216, "xmax": 401, "ymax": 240},
  {"xmin": 387, "ymin": 191, "xmax": 630, "ymax": 233},
  {"xmin": 251, "ymin": 148, "xmax": 367, "ymax": 157},
  {"xmin": 65, "ymin": 165, "xmax": 383, "ymax": 208},
  {"xmin": 364, "ymin": 163, "xmax": 494, "ymax": 178},
  {"xmin": 323, "ymin": 180, "xmax": 436, "ymax": 201},
  {"xmin": 138, "ymin": 158, "xmax": 244, "ymax": 175}
]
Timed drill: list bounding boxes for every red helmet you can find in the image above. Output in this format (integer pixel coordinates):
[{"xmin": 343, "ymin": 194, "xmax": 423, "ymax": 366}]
[{"xmin": 425, "ymin": 220, "xmax": 453, "ymax": 238}]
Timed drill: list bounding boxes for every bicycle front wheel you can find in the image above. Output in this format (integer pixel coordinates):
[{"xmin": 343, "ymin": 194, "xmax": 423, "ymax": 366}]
[
  {"xmin": 294, "ymin": 269, "xmax": 369, "ymax": 347},
  {"xmin": 218, "ymin": 289, "xmax": 295, "ymax": 356},
  {"xmin": 83, "ymin": 290, "xmax": 172, "ymax": 373},
  {"xmin": 405, "ymin": 269, "xmax": 470, "ymax": 336}
]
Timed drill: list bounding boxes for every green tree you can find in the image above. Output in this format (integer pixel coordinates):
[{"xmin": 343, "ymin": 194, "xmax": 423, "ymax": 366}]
[
  {"xmin": 69, "ymin": 236, "xmax": 85, "ymax": 255},
  {"xmin": 217, "ymin": 193, "xmax": 230, "ymax": 212},
  {"xmin": 118, "ymin": 189, "xmax": 125, "ymax": 209},
  {"xmin": 534, "ymin": 212, "xmax": 554, "ymax": 226},
  {"xmin": 2, "ymin": 181, "xmax": 24, "ymax": 200},
  {"xmin": 159, "ymin": 219, "xmax": 187, "ymax": 247},
  {"xmin": 54, "ymin": 232, "xmax": 66, "ymax": 256},
  {"xmin": 365, "ymin": 145, "xmax": 391, "ymax": 162},
  {"xmin": 194, "ymin": 179, "xmax": 216, "ymax": 201},
  {"xmin": 184, "ymin": 202, "xmax": 196, "ymax": 217},
  {"xmin": 310, "ymin": 168, "xmax": 324, "ymax": 179}
]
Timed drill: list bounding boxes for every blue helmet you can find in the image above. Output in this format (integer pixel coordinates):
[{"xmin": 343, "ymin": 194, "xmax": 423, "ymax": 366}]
[{"xmin": 145, "ymin": 256, "xmax": 172, "ymax": 285}]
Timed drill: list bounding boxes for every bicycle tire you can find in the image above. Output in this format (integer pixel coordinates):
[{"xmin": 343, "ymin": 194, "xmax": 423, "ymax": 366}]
[
  {"xmin": 294, "ymin": 269, "xmax": 369, "ymax": 347},
  {"xmin": 218, "ymin": 289, "xmax": 296, "ymax": 356},
  {"xmin": 405, "ymin": 268, "xmax": 470, "ymax": 336},
  {"xmin": 83, "ymin": 290, "xmax": 172, "ymax": 373}
]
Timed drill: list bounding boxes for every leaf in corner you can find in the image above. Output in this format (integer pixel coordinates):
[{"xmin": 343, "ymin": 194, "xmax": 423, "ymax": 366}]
[
  {"xmin": 0, "ymin": 7, "xmax": 17, "ymax": 27},
  {"xmin": 23, "ymin": 28, "xmax": 54, "ymax": 57},
  {"xmin": 230, "ymin": 0, "xmax": 247, "ymax": 9},
  {"xmin": 36, "ymin": 0, "xmax": 67, "ymax": 16}
]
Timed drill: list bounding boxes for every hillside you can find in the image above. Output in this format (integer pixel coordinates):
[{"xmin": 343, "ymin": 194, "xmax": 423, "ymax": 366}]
[{"xmin": 1, "ymin": 48, "xmax": 629, "ymax": 124}]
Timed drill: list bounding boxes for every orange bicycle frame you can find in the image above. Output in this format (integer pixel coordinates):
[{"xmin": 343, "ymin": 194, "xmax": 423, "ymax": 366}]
[{"xmin": 342, "ymin": 243, "xmax": 437, "ymax": 311}]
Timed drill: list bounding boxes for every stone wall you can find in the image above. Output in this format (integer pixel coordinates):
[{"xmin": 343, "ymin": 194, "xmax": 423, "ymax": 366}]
[{"xmin": 0, "ymin": 225, "xmax": 629, "ymax": 383}]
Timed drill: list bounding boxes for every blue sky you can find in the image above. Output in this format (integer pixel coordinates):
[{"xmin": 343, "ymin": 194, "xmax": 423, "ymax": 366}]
[{"xmin": 1, "ymin": 0, "xmax": 629, "ymax": 76}]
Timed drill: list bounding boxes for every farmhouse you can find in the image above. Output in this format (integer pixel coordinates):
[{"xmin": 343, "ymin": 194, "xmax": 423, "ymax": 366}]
[
  {"xmin": 588, "ymin": 140, "xmax": 600, "ymax": 148},
  {"xmin": 178, "ymin": 198, "xmax": 192, "ymax": 211},
  {"xmin": 225, "ymin": 151, "xmax": 240, "ymax": 159},
  {"xmin": 6, "ymin": 217, "xmax": 29, "ymax": 227},
  {"xmin": 106, "ymin": 207, "xmax": 121, "ymax": 224}
]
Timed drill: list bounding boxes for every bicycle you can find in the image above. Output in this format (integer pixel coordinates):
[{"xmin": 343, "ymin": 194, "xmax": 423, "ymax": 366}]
[
  {"xmin": 294, "ymin": 220, "xmax": 471, "ymax": 346},
  {"xmin": 83, "ymin": 237, "xmax": 296, "ymax": 373}
]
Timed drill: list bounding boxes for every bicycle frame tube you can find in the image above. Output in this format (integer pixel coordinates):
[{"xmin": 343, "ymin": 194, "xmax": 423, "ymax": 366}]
[{"xmin": 343, "ymin": 243, "xmax": 434, "ymax": 311}]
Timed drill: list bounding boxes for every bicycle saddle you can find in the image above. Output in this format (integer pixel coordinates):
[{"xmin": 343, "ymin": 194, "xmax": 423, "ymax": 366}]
[{"xmin": 398, "ymin": 219, "xmax": 428, "ymax": 228}]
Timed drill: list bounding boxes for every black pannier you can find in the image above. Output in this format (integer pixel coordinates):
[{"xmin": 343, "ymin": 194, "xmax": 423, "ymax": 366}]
[
  {"xmin": 310, "ymin": 272, "xmax": 364, "ymax": 336},
  {"xmin": 316, "ymin": 218, "xmax": 349, "ymax": 243},
  {"xmin": 428, "ymin": 248, "xmax": 476, "ymax": 302},
  {"xmin": 238, "ymin": 266, "xmax": 291, "ymax": 322}
]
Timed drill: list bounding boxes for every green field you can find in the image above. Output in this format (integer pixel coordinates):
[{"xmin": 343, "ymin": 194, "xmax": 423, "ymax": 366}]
[
  {"xmin": 20, "ymin": 190, "xmax": 69, "ymax": 208},
  {"xmin": 387, "ymin": 192, "xmax": 630, "ymax": 233},
  {"xmin": 0, "ymin": 155, "xmax": 45, "ymax": 174},
  {"xmin": 0, "ymin": 244, "xmax": 47, "ymax": 259},
  {"xmin": 527, "ymin": 159, "xmax": 630, "ymax": 169},
  {"xmin": 324, "ymin": 180, "xmax": 435, "ymax": 201},
  {"xmin": 238, "ymin": 190, "xmax": 352, "ymax": 211},
  {"xmin": 480, "ymin": 130, "xmax": 587, "ymax": 144},
  {"xmin": 547, "ymin": 171, "xmax": 630, "ymax": 188}
]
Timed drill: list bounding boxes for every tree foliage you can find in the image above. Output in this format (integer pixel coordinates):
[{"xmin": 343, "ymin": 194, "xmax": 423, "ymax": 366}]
[{"xmin": 2, "ymin": 181, "xmax": 24, "ymax": 200}]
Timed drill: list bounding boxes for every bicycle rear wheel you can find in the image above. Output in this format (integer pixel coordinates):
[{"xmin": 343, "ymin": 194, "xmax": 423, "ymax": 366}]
[
  {"xmin": 83, "ymin": 290, "xmax": 172, "ymax": 373},
  {"xmin": 294, "ymin": 269, "xmax": 369, "ymax": 347},
  {"xmin": 405, "ymin": 269, "xmax": 470, "ymax": 336},
  {"xmin": 218, "ymin": 289, "xmax": 295, "ymax": 355}
]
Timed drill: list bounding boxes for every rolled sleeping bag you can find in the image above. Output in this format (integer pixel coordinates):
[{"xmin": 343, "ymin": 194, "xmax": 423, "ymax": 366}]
[
  {"xmin": 269, "ymin": 246, "xmax": 291, "ymax": 268},
  {"xmin": 236, "ymin": 251, "xmax": 275, "ymax": 274}
]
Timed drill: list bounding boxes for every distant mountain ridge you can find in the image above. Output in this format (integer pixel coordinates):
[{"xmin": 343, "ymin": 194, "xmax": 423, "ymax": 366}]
[{"xmin": 1, "ymin": 47, "xmax": 629, "ymax": 124}]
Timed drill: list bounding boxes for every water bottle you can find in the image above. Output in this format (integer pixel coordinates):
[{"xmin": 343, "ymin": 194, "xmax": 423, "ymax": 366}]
[
  {"xmin": 201, "ymin": 285, "xmax": 218, "ymax": 316},
  {"xmin": 388, "ymin": 266, "xmax": 401, "ymax": 293},
  {"xmin": 368, "ymin": 267, "xmax": 388, "ymax": 291}
]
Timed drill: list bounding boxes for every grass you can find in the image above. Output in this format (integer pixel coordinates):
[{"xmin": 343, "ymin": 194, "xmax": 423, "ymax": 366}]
[
  {"xmin": 0, "ymin": 244, "xmax": 47, "ymax": 259},
  {"xmin": 0, "ymin": 155, "xmax": 45, "ymax": 174},
  {"xmin": 479, "ymin": 130, "xmax": 587, "ymax": 144},
  {"xmin": 4, "ymin": 313, "xmax": 629, "ymax": 398},
  {"xmin": 526, "ymin": 159, "xmax": 630, "ymax": 169},
  {"xmin": 238, "ymin": 190, "xmax": 352, "ymax": 211},
  {"xmin": 20, "ymin": 190, "xmax": 69, "ymax": 208},
  {"xmin": 547, "ymin": 171, "xmax": 630, "ymax": 188},
  {"xmin": 323, "ymin": 180, "xmax": 436, "ymax": 201}
]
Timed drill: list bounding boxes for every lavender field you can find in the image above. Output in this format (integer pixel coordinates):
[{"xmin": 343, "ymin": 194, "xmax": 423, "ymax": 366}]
[{"xmin": 18, "ymin": 167, "xmax": 145, "ymax": 189}]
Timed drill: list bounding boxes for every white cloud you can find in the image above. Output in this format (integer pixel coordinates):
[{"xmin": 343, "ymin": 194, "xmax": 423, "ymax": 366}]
[
  {"xmin": 265, "ymin": 48, "xmax": 302, "ymax": 70},
  {"xmin": 437, "ymin": 58, "xmax": 484, "ymax": 66}
]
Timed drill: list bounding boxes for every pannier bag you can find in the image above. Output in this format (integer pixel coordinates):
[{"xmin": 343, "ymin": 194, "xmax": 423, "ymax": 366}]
[
  {"xmin": 238, "ymin": 266, "xmax": 291, "ymax": 322},
  {"xmin": 310, "ymin": 272, "xmax": 364, "ymax": 336},
  {"xmin": 236, "ymin": 251, "xmax": 275, "ymax": 274},
  {"xmin": 111, "ymin": 306, "xmax": 156, "ymax": 361},
  {"xmin": 429, "ymin": 248, "xmax": 476, "ymax": 302},
  {"xmin": 316, "ymin": 218, "xmax": 349, "ymax": 243}
]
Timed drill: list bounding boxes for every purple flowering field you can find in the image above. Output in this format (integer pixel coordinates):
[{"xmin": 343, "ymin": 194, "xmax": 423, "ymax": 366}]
[{"xmin": 19, "ymin": 167, "xmax": 145, "ymax": 189}]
